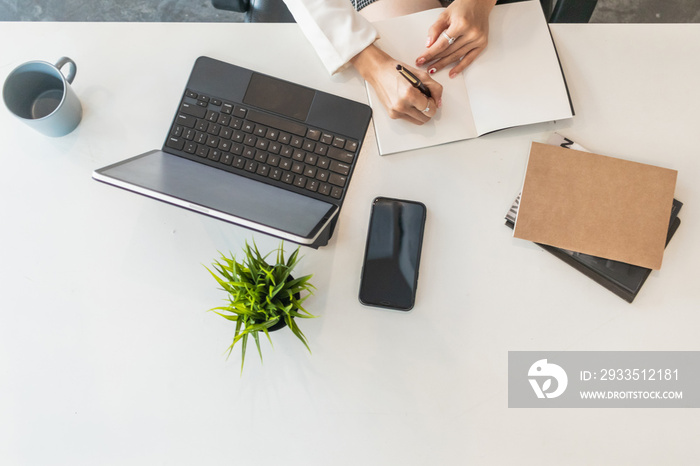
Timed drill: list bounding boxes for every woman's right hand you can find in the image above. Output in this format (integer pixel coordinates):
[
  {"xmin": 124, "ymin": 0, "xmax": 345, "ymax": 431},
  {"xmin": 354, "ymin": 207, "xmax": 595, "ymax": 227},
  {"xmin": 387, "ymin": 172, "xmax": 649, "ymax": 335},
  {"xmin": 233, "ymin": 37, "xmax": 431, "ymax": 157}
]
[{"xmin": 351, "ymin": 44, "xmax": 443, "ymax": 125}]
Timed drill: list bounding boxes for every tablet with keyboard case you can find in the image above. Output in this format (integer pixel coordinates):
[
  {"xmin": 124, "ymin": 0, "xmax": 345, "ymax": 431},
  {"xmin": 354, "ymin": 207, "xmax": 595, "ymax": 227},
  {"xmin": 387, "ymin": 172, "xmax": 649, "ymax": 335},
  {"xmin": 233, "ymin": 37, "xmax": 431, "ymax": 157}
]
[{"xmin": 93, "ymin": 56, "xmax": 372, "ymax": 248}]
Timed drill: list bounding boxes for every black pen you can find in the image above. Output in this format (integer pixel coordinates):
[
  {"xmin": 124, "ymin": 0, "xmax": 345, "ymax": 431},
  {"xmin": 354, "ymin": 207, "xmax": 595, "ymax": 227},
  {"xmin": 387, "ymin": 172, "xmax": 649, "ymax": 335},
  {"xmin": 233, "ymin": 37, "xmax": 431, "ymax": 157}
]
[{"xmin": 396, "ymin": 64, "xmax": 431, "ymax": 99}]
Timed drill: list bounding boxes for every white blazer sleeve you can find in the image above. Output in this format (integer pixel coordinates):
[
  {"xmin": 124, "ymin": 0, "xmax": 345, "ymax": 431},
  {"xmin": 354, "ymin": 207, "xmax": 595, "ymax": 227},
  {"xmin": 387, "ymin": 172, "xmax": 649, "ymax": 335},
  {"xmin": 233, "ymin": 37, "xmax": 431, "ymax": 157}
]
[{"xmin": 283, "ymin": 0, "xmax": 379, "ymax": 75}]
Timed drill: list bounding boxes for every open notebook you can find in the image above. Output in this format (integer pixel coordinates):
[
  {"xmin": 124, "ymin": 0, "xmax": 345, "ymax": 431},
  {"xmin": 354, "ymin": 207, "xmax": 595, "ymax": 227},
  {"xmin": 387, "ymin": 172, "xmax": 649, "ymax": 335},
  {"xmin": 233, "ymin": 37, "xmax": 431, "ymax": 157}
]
[{"xmin": 367, "ymin": 0, "xmax": 574, "ymax": 155}]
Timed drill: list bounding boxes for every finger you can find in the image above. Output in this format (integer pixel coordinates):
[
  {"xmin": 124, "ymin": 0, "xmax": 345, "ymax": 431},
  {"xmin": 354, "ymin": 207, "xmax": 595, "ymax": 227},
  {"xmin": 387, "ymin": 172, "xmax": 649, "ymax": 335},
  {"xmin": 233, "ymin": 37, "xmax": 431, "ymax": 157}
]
[
  {"xmin": 411, "ymin": 67, "xmax": 443, "ymax": 109},
  {"xmin": 427, "ymin": 45, "xmax": 483, "ymax": 76},
  {"xmin": 399, "ymin": 91, "xmax": 435, "ymax": 124},
  {"xmin": 448, "ymin": 47, "xmax": 483, "ymax": 78},
  {"xmin": 425, "ymin": 16, "xmax": 449, "ymax": 49},
  {"xmin": 416, "ymin": 25, "xmax": 460, "ymax": 66},
  {"xmin": 423, "ymin": 80, "xmax": 443, "ymax": 109}
]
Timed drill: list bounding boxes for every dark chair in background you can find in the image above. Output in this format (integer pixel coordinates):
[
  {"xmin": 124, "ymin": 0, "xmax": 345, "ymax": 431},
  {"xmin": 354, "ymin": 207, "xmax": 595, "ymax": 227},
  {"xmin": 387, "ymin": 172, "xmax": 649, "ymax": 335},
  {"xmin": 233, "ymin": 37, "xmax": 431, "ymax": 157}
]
[{"xmin": 212, "ymin": 0, "xmax": 598, "ymax": 24}]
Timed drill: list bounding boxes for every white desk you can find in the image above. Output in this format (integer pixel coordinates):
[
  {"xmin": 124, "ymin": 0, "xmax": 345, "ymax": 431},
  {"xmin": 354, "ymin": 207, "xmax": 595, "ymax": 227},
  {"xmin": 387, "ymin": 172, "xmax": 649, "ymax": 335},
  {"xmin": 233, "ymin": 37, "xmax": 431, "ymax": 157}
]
[{"xmin": 1, "ymin": 22, "xmax": 699, "ymax": 465}]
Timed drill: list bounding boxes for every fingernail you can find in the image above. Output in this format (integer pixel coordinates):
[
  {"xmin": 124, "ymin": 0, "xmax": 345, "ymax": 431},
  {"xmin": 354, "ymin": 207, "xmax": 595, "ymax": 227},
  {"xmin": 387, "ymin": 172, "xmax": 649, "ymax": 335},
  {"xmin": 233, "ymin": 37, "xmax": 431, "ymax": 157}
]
[
  {"xmin": 425, "ymin": 37, "xmax": 431, "ymax": 47},
  {"xmin": 438, "ymin": 99, "xmax": 442, "ymax": 108},
  {"xmin": 428, "ymin": 67, "xmax": 437, "ymax": 74},
  {"xmin": 416, "ymin": 58, "xmax": 425, "ymax": 66}
]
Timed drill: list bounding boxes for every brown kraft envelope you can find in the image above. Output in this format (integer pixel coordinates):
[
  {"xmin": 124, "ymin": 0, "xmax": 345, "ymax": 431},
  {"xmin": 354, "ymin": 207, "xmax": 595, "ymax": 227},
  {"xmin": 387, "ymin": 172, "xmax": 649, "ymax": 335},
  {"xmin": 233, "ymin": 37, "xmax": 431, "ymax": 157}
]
[{"xmin": 513, "ymin": 142, "xmax": 677, "ymax": 270}]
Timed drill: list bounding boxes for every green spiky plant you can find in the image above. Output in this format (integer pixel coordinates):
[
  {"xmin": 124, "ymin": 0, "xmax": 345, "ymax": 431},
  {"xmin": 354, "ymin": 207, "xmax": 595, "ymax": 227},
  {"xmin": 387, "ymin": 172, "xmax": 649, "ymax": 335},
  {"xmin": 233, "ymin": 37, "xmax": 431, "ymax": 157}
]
[{"xmin": 207, "ymin": 241, "xmax": 316, "ymax": 372}]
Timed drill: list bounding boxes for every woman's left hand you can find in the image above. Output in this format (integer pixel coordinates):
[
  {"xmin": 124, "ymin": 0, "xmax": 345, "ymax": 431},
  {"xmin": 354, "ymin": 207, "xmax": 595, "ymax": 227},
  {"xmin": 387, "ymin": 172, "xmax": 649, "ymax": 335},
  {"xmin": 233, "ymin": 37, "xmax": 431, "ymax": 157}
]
[{"xmin": 415, "ymin": 0, "xmax": 496, "ymax": 78}]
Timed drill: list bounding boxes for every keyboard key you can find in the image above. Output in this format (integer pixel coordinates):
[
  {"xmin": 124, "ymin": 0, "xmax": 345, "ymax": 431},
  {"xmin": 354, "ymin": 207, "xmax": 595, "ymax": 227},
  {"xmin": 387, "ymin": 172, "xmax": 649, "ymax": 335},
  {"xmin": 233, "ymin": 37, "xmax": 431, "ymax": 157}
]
[
  {"xmin": 218, "ymin": 114, "xmax": 231, "ymax": 126},
  {"xmin": 282, "ymin": 172, "xmax": 294, "ymax": 184},
  {"xmin": 254, "ymin": 150, "xmax": 268, "ymax": 163},
  {"xmin": 294, "ymin": 175, "xmax": 307, "ymax": 188},
  {"xmin": 314, "ymin": 144, "xmax": 328, "ymax": 156},
  {"xmin": 268, "ymin": 142, "xmax": 281, "ymax": 154},
  {"xmin": 221, "ymin": 102, "xmax": 233, "ymax": 114},
  {"xmin": 207, "ymin": 123, "xmax": 221, "ymax": 135},
  {"xmin": 179, "ymin": 102, "xmax": 206, "ymax": 118},
  {"xmin": 256, "ymin": 164, "xmax": 270, "ymax": 177},
  {"xmin": 185, "ymin": 90, "xmax": 198, "ymax": 99},
  {"xmin": 244, "ymin": 135, "xmax": 256, "ymax": 146},
  {"xmin": 206, "ymin": 135, "xmax": 220, "ymax": 148},
  {"xmin": 242, "ymin": 121, "xmax": 254, "ymax": 133},
  {"xmin": 233, "ymin": 106, "xmax": 247, "ymax": 118},
  {"xmin": 171, "ymin": 125, "xmax": 183, "ymax": 137},
  {"xmin": 291, "ymin": 161, "xmax": 304, "ymax": 174},
  {"xmin": 329, "ymin": 172, "xmax": 347, "ymax": 187},
  {"xmin": 212, "ymin": 99, "xmax": 222, "ymax": 106},
  {"xmin": 218, "ymin": 140, "xmax": 232, "ymax": 152},
  {"xmin": 194, "ymin": 131, "xmax": 207, "ymax": 144},
  {"xmin": 280, "ymin": 146, "xmax": 293, "ymax": 158},
  {"xmin": 198, "ymin": 95, "xmax": 210, "ymax": 103},
  {"xmin": 196, "ymin": 101, "xmax": 207, "ymax": 107},
  {"xmin": 321, "ymin": 133, "xmax": 333, "ymax": 144},
  {"xmin": 331, "ymin": 186, "xmax": 343, "ymax": 199},
  {"xmin": 327, "ymin": 146, "xmax": 354, "ymax": 164},
  {"xmin": 304, "ymin": 166, "xmax": 317, "ymax": 178},
  {"xmin": 292, "ymin": 150, "xmax": 305, "ymax": 162},
  {"xmin": 316, "ymin": 170, "xmax": 329, "ymax": 182},
  {"xmin": 230, "ymin": 118, "xmax": 243, "ymax": 130},
  {"xmin": 245, "ymin": 160, "xmax": 257, "ymax": 172},
  {"xmin": 267, "ymin": 154, "xmax": 280, "ymax": 167},
  {"xmin": 206, "ymin": 110, "xmax": 219, "ymax": 122},
  {"xmin": 279, "ymin": 132, "xmax": 291, "ymax": 145},
  {"xmin": 318, "ymin": 183, "xmax": 331, "ymax": 196},
  {"xmin": 306, "ymin": 179, "xmax": 319, "ymax": 192},
  {"xmin": 345, "ymin": 139, "xmax": 358, "ymax": 152},
  {"xmin": 255, "ymin": 139, "xmax": 269, "ymax": 151},
  {"xmin": 165, "ymin": 136, "xmax": 184, "ymax": 151},
  {"xmin": 270, "ymin": 168, "xmax": 282, "ymax": 180},
  {"xmin": 221, "ymin": 153, "xmax": 233, "ymax": 165},
  {"xmin": 266, "ymin": 128, "xmax": 279, "ymax": 140},
  {"xmin": 196, "ymin": 145, "xmax": 209, "ymax": 158},
  {"xmin": 279, "ymin": 158, "xmax": 292, "ymax": 170},
  {"xmin": 208, "ymin": 149, "xmax": 221, "ymax": 162},
  {"xmin": 307, "ymin": 129, "xmax": 321, "ymax": 141},
  {"xmin": 183, "ymin": 128, "xmax": 195, "ymax": 141},
  {"xmin": 303, "ymin": 140, "xmax": 315, "ymax": 152},
  {"xmin": 304, "ymin": 153, "xmax": 317, "ymax": 165},
  {"xmin": 333, "ymin": 136, "xmax": 346, "ymax": 148},
  {"xmin": 317, "ymin": 157, "xmax": 330, "ymax": 169},
  {"xmin": 184, "ymin": 141, "xmax": 197, "ymax": 154},
  {"xmin": 196, "ymin": 120, "xmax": 208, "ymax": 132},
  {"xmin": 232, "ymin": 130, "xmax": 245, "ymax": 143},
  {"xmin": 254, "ymin": 125, "xmax": 267, "ymax": 137},
  {"xmin": 176, "ymin": 113, "xmax": 197, "ymax": 128},
  {"xmin": 220, "ymin": 127, "xmax": 233, "ymax": 139},
  {"xmin": 231, "ymin": 143, "xmax": 244, "ymax": 155},
  {"xmin": 233, "ymin": 156, "xmax": 245, "ymax": 168},
  {"xmin": 329, "ymin": 160, "xmax": 351, "ymax": 176},
  {"xmin": 290, "ymin": 136, "xmax": 303, "ymax": 148}
]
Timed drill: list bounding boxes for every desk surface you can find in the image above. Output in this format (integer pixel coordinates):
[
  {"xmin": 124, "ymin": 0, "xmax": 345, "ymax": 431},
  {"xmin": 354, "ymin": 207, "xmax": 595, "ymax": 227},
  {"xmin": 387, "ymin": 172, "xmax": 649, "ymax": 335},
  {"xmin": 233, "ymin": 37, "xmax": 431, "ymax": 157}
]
[{"xmin": 1, "ymin": 22, "xmax": 699, "ymax": 465}]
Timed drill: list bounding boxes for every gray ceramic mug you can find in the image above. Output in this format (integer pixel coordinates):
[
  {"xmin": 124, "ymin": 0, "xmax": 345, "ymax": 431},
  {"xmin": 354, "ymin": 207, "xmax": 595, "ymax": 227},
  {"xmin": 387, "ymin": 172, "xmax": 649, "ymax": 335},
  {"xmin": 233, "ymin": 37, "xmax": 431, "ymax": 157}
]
[{"xmin": 3, "ymin": 57, "xmax": 83, "ymax": 137}]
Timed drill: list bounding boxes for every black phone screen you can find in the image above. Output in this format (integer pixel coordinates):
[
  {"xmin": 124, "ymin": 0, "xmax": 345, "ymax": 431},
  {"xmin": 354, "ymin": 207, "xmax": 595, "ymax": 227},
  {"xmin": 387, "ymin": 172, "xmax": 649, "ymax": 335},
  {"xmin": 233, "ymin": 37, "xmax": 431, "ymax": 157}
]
[{"xmin": 358, "ymin": 197, "xmax": 426, "ymax": 311}]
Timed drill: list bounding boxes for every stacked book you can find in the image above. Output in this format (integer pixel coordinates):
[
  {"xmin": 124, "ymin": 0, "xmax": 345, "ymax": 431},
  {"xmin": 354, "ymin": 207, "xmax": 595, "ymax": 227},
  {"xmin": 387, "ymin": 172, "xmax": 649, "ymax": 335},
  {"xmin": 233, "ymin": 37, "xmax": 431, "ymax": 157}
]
[{"xmin": 506, "ymin": 134, "xmax": 682, "ymax": 303}]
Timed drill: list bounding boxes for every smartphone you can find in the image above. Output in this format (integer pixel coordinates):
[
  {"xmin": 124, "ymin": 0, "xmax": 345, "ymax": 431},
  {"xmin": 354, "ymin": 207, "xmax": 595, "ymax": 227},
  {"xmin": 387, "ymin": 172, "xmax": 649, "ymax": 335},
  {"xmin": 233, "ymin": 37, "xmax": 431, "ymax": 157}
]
[{"xmin": 358, "ymin": 197, "xmax": 427, "ymax": 311}]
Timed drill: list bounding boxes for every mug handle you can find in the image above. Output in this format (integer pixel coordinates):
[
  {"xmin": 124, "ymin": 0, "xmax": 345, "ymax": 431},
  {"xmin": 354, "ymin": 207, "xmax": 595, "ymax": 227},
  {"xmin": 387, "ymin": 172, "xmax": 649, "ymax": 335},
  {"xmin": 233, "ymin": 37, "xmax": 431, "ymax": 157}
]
[{"xmin": 55, "ymin": 57, "xmax": 77, "ymax": 84}]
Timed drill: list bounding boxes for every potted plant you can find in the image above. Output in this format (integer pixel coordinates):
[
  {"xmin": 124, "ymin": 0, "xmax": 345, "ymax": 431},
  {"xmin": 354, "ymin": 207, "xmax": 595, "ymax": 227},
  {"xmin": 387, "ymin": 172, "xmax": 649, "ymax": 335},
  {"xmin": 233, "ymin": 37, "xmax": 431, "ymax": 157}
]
[{"xmin": 207, "ymin": 241, "xmax": 316, "ymax": 372}]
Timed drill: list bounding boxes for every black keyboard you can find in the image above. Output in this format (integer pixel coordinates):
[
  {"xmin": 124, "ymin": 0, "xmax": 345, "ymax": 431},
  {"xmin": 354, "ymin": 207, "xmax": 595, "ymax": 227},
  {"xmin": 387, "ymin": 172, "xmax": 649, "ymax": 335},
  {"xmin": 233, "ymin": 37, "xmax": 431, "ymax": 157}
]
[{"xmin": 164, "ymin": 89, "xmax": 359, "ymax": 201}]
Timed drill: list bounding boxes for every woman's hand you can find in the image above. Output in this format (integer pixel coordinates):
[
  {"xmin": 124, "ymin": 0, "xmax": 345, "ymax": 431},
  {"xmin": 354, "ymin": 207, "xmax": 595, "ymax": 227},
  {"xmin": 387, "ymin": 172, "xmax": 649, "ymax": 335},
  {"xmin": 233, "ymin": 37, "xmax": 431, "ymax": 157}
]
[
  {"xmin": 415, "ymin": 0, "xmax": 496, "ymax": 78},
  {"xmin": 352, "ymin": 44, "xmax": 443, "ymax": 125}
]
